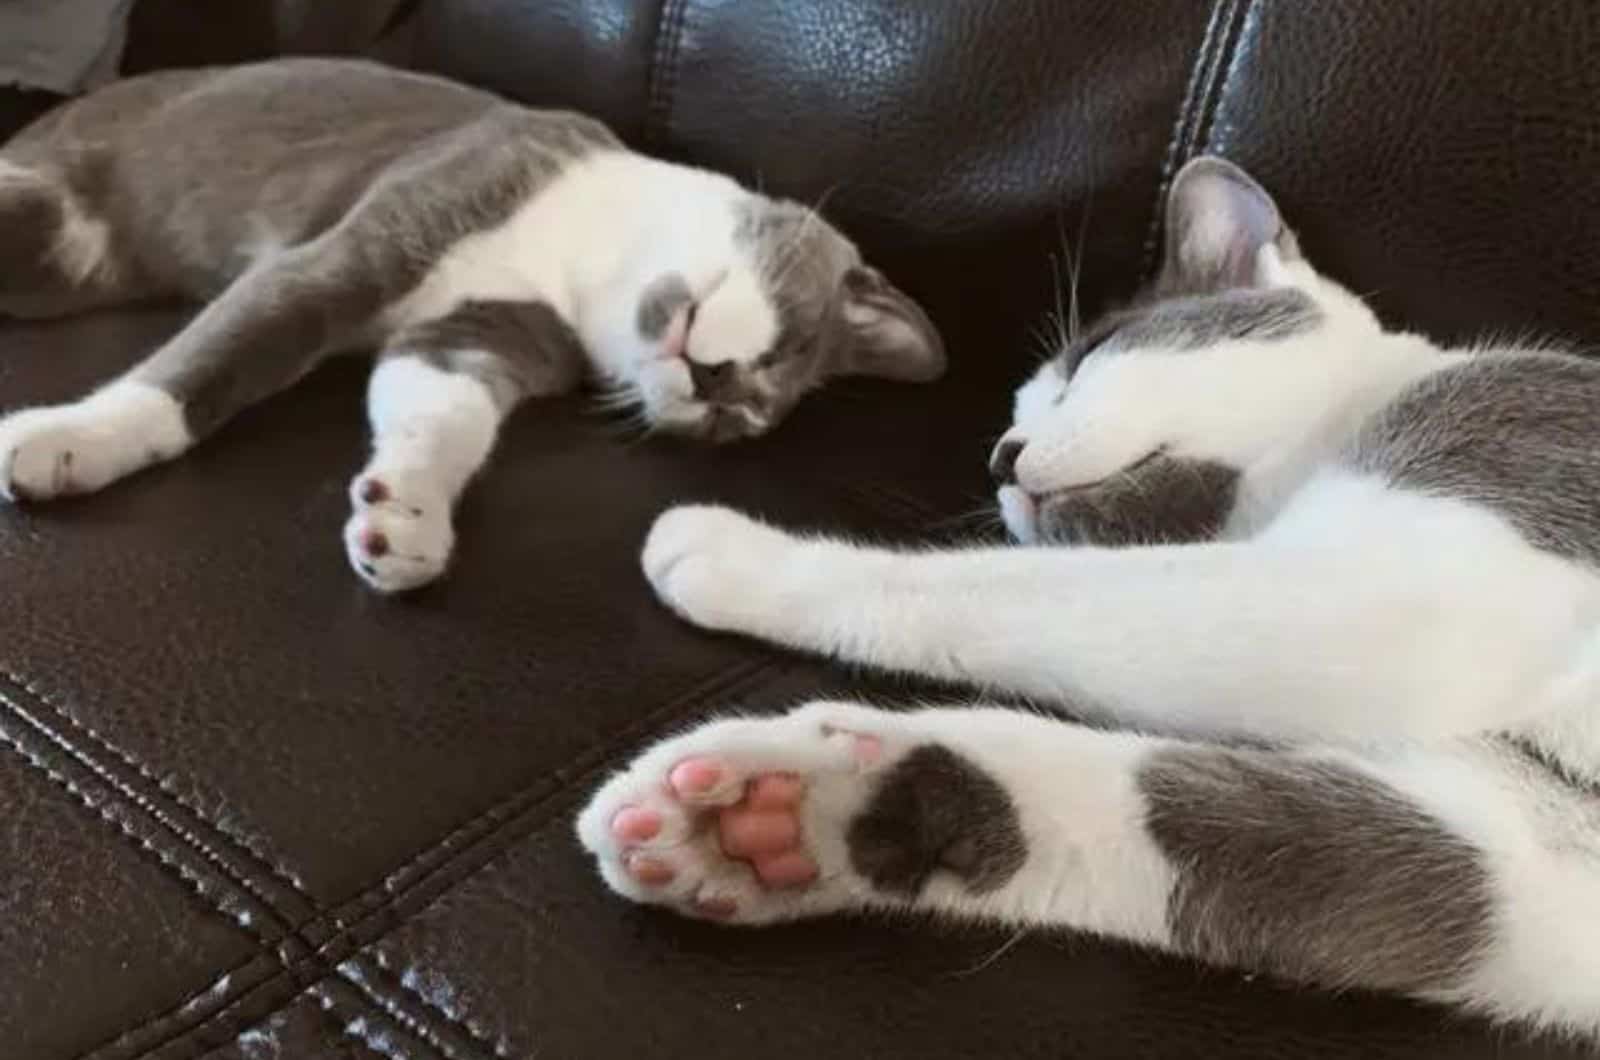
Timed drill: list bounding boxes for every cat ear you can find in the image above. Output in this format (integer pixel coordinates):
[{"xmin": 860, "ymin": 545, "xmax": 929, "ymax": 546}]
[
  {"xmin": 1160, "ymin": 156, "xmax": 1301, "ymax": 295},
  {"xmin": 832, "ymin": 267, "xmax": 947, "ymax": 383}
]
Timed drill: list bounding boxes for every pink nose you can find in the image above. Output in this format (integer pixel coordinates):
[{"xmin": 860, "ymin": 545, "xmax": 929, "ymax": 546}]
[{"xmin": 659, "ymin": 305, "xmax": 692, "ymax": 362}]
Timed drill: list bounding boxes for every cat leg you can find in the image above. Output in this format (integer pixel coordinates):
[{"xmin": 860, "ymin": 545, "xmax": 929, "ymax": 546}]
[
  {"xmin": 345, "ymin": 300, "xmax": 585, "ymax": 592},
  {"xmin": 579, "ymin": 701, "xmax": 1600, "ymax": 1036},
  {"xmin": 0, "ymin": 228, "xmax": 395, "ymax": 502},
  {"xmin": 638, "ymin": 490, "xmax": 1600, "ymax": 744}
]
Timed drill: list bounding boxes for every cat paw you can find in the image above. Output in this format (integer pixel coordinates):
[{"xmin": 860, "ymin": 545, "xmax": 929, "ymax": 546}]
[
  {"xmin": 0, "ymin": 384, "xmax": 188, "ymax": 501},
  {"xmin": 641, "ymin": 505, "xmax": 795, "ymax": 630},
  {"xmin": 344, "ymin": 465, "xmax": 454, "ymax": 593},
  {"xmin": 577, "ymin": 701, "xmax": 897, "ymax": 924},
  {"xmin": 579, "ymin": 701, "xmax": 1031, "ymax": 925}
]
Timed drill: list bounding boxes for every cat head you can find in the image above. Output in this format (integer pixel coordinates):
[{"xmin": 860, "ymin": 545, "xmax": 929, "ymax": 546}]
[
  {"xmin": 993, "ymin": 156, "xmax": 1385, "ymax": 545},
  {"xmin": 627, "ymin": 198, "xmax": 945, "ymax": 443}
]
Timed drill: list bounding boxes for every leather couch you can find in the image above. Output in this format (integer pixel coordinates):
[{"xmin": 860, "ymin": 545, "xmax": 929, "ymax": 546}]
[{"xmin": 4, "ymin": 2, "xmax": 1598, "ymax": 1057}]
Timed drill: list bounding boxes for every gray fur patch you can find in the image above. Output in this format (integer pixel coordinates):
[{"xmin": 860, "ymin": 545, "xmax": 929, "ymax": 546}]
[
  {"xmin": 1345, "ymin": 352, "xmax": 1600, "ymax": 567},
  {"xmin": 1139, "ymin": 746, "xmax": 1493, "ymax": 994},
  {"xmin": 397, "ymin": 299, "xmax": 587, "ymax": 411},
  {"xmin": 1036, "ymin": 451, "xmax": 1240, "ymax": 546},
  {"xmin": 17, "ymin": 60, "xmax": 617, "ymax": 438},
  {"xmin": 1060, "ymin": 288, "xmax": 1320, "ymax": 377},
  {"xmin": 1107, "ymin": 288, "xmax": 1321, "ymax": 353},
  {"xmin": 636, "ymin": 273, "xmax": 693, "ymax": 341},
  {"xmin": 846, "ymin": 744, "xmax": 1027, "ymax": 897}
]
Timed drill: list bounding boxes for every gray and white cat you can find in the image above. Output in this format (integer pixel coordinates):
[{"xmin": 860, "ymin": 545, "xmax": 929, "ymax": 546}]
[
  {"xmin": 0, "ymin": 58, "xmax": 943, "ymax": 591},
  {"xmin": 579, "ymin": 158, "xmax": 1600, "ymax": 1035}
]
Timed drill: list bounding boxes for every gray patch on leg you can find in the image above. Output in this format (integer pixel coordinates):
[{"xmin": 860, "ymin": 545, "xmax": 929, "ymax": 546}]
[
  {"xmin": 1037, "ymin": 452, "xmax": 1240, "ymax": 546},
  {"xmin": 1345, "ymin": 352, "xmax": 1600, "ymax": 567},
  {"xmin": 846, "ymin": 744, "xmax": 1027, "ymax": 897},
  {"xmin": 400, "ymin": 299, "xmax": 587, "ymax": 411},
  {"xmin": 1139, "ymin": 747, "xmax": 1493, "ymax": 994}
]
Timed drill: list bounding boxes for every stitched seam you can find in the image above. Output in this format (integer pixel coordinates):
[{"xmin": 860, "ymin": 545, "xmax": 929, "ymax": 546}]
[
  {"xmin": 1140, "ymin": 0, "xmax": 1244, "ymax": 279},
  {"xmin": 316, "ymin": 662, "xmax": 792, "ymax": 950},
  {"xmin": 1193, "ymin": 0, "xmax": 1257, "ymax": 155},
  {"xmin": 646, "ymin": 0, "xmax": 690, "ymax": 147},
  {"xmin": 311, "ymin": 981, "xmax": 431, "ymax": 1060},
  {"xmin": 338, "ymin": 958, "xmax": 498, "ymax": 1060},
  {"xmin": 79, "ymin": 954, "xmax": 278, "ymax": 1060},
  {"xmin": 36, "ymin": 655, "xmax": 778, "ymax": 1058},
  {"xmin": 0, "ymin": 666, "xmax": 307, "ymax": 898},
  {"xmin": 0, "ymin": 678, "xmax": 311, "ymax": 938},
  {"xmin": 316, "ymin": 659, "xmax": 775, "ymax": 930},
  {"xmin": 0, "ymin": 670, "xmax": 510, "ymax": 1060},
  {"xmin": 122, "ymin": 964, "xmax": 299, "ymax": 1060},
  {"xmin": 367, "ymin": 953, "xmax": 509, "ymax": 1060}
]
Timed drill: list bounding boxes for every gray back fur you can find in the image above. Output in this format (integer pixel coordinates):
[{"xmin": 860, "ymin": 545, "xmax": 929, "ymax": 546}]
[{"xmin": 1345, "ymin": 352, "xmax": 1600, "ymax": 567}]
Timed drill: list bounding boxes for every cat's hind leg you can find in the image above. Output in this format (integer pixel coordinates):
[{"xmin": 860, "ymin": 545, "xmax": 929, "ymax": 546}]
[
  {"xmin": 345, "ymin": 300, "xmax": 584, "ymax": 592},
  {"xmin": 579, "ymin": 701, "xmax": 1600, "ymax": 1035},
  {"xmin": 0, "ymin": 232, "xmax": 386, "ymax": 501}
]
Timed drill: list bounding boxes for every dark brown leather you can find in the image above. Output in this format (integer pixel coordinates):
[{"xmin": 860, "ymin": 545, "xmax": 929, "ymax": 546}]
[{"xmin": 3, "ymin": 1, "xmax": 1598, "ymax": 1057}]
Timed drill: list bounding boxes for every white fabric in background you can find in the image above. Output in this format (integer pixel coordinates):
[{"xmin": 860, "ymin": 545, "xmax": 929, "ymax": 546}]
[{"xmin": 0, "ymin": 0, "xmax": 136, "ymax": 94}]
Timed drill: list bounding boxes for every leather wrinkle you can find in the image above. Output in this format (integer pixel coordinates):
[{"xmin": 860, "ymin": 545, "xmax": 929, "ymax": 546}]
[
  {"xmin": 1141, "ymin": 0, "xmax": 1254, "ymax": 280},
  {"xmin": 0, "ymin": 651, "xmax": 789, "ymax": 1058},
  {"xmin": 646, "ymin": 0, "xmax": 691, "ymax": 148}
]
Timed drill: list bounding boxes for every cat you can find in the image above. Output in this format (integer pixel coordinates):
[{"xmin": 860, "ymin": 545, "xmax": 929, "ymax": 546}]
[
  {"xmin": 578, "ymin": 156, "xmax": 1600, "ymax": 1036},
  {"xmin": 0, "ymin": 58, "xmax": 944, "ymax": 592}
]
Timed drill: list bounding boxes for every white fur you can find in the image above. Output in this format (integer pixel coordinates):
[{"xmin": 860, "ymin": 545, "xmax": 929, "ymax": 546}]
[
  {"xmin": 0, "ymin": 380, "xmax": 189, "ymax": 499},
  {"xmin": 388, "ymin": 150, "xmax": 779, "ymax": 427},
  {"xmin": 344, "ymin": 355, "xmax": 501, "ymax": 592},
  {"xmin": 602, "ymin": 227, "xmax": 1600, "ymax": 1035}
]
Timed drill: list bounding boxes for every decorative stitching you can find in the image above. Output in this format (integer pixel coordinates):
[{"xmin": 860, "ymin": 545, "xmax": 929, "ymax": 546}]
[
  {"xmin": 0, "ymin": 666, "xmax": 308, "ymax": 902},
  {"xmin": 646, "ymin": 0, "xmax": 691, "ymax": 148},
  {"xmin": 337, "ymin": 958, "xmax": 498, "ymax": 1060},
  {"xmin": 366, "ymin": 953, "xmax": 509, "ymax": 1060},
  {"xmin": 1140, "ymin": 0, "xmax": 1253, "ymax": 280},
  {"xmin": 76, "ymin": 953, "xmax": 278, "ymax": 1060},
  {"xmin": 8, "ymin": 653, "xmax": 783, "ymax": 1059}
]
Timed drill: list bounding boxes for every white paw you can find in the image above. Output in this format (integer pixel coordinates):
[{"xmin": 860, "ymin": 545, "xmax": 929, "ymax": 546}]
[
  {"xmin": 577, "ymin": 701, "xmax": 908, "ymax": 924},
  {"xmin": 0, "ymin": 384, "xmax": 188, "ymax": 501},
  {"xmin": 344, "ymin": 464, "xmax": 454, "ymax": 593},
  {"xmin": 641, "ymin": 504, "xmax": 795, "ymax": 631}
]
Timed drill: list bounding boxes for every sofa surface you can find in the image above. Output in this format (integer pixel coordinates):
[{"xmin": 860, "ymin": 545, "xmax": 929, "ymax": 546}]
[{"xmin": 4, "ymin": 2, "xmax": 1599, "ymax": 1057}]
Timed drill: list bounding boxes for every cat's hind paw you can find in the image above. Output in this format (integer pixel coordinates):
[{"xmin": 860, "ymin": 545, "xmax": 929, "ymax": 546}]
[
  {"xmin": 577, "ymin": 701, "xmax": 901, "ymax": 924},
  {"xmin": 344, "ymin": 465, "xmax": 454, "ymax": 593}
]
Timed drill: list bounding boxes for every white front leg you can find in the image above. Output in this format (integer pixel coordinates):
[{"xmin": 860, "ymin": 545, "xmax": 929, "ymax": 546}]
[{"xmin": 642, "ymin": 499, "xmax": 1600, "ymax": 744}]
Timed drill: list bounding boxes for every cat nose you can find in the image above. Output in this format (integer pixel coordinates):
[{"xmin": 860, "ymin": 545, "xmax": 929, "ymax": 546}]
[
  {"xmin": 989, "ymin": 437, "xmax": 1025, "ymax": 485},
  {"xmin": 688, "ymin": 360, "xmax": 734, "ymax": 401}
]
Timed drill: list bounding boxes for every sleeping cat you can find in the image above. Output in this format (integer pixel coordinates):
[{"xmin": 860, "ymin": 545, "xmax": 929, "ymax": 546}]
[
  {"xmin": 0, "ymin": 58, "xmax": 943, "ymax": 592},
  {"xmin": 579, "ymin": 157, "xmax": 1600, "ymax": 1035}
]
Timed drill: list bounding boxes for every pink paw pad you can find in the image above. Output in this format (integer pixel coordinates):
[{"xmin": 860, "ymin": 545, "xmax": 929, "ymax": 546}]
[
  {"xmin": 669, "ymin": 757, "xmax": 723, "ymax": 796},
  {"xmin": 626, "ymin": 854, "xmax": 675, "ymax": 886},
  {"xmin": 611, "ymin": 806, "xmax": 661, "ymax": 843},
  {"xmin": 360, "ymin": 529, "xmax": 389, "ymax": 557}
]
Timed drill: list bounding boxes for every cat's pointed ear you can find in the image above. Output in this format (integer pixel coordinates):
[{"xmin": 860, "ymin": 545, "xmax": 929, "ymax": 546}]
[
  {"xmin": 832, "ymin": 267, "xmax": 947, "ymax": 383},
  {"xmin": 1160, "ymin": 156, "xmax": 1301, "ymax": 295}
]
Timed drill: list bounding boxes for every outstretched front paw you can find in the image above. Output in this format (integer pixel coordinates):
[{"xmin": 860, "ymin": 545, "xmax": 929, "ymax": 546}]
[
  {"xmin": 641, "ymin": 504, "xmax": 796, "ymax": 631},
  {"xmin": 576, "ymin": 702, "xmax": 1030, "ymax": 925},
  {"xmin": 344, "ymin": 464, "xmax": 454, "ymax": 593}
]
